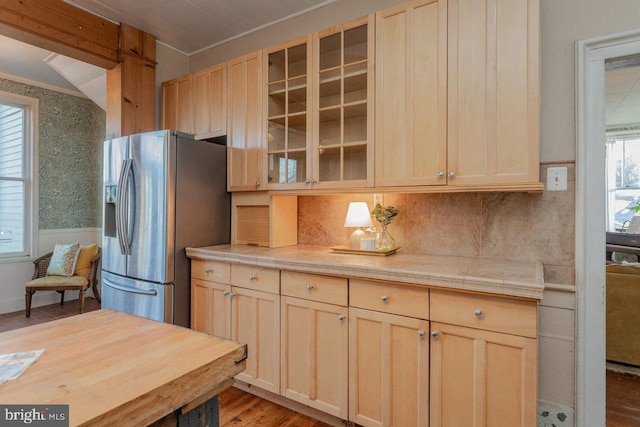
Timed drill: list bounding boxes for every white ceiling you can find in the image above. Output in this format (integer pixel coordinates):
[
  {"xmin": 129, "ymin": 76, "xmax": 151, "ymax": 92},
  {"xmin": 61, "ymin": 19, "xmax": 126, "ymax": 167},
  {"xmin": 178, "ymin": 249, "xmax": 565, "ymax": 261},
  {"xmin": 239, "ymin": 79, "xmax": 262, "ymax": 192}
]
[{"xmin": 64, "ymin": 0, "xmax": 338, "ymax": 55}]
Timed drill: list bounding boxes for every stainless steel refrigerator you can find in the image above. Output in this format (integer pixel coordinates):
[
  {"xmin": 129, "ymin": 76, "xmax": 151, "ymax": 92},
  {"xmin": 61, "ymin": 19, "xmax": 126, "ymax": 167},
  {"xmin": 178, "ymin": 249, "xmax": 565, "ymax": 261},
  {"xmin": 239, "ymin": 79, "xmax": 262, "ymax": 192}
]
[{"xmin": 101, "ymin": 130, "xmax": 230, "ymax": 327}]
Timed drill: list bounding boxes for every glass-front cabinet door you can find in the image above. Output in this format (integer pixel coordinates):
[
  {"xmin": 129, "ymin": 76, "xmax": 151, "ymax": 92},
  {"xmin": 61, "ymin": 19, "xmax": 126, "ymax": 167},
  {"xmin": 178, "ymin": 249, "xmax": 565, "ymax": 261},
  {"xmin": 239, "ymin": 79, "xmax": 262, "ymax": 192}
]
[
  {"xmin": 313, "ymin": 16, "xmax": 374, "ymax": 189},
  {"xmin": 265, "ymin": 37, "xmax": 312, "ymax": 189}
]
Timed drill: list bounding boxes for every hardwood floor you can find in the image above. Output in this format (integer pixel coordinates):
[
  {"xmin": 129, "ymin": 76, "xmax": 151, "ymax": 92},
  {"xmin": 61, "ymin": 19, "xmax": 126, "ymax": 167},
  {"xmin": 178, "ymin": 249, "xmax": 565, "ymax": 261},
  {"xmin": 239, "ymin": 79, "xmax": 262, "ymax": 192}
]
[
  {"xmin": 0, "ymin": 299, "xmax": 329, "ymax": 427},
  {"xmin": 607, "ymin": 369, "xmax": 640, "ymax": 426}
]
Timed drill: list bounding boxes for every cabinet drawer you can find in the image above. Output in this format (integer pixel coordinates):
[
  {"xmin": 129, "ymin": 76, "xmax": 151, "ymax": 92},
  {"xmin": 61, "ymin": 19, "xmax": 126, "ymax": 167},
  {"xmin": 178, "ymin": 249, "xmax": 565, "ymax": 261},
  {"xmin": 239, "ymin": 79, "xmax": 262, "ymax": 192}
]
[
  {"xmin": 349, "ymin": 279, "xmax": 429, "ymax": 320},
  {"xmin": 281, "ymin": 271, "xmax": 348, "ymax": 306},
  {"xmin": 430, "ymin": 290, "xmax": 537, "ymax": 338},
  {"xmin": 231, "ymin": 264, "xmax": 280, "ymax": 294},
  {"xmin": 191, "ymin": 259, "xmax": 230, "ymax": 283}
]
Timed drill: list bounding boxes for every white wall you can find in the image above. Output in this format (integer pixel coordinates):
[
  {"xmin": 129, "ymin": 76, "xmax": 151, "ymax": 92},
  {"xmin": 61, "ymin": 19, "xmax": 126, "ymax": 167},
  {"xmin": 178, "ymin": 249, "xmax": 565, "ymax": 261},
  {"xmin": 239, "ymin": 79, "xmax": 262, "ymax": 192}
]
[
  {"xmin": 0, "ymin": 228, "xmax": 101, "ymax": 314},
  {"xmin": 540, "ymin": 0, "xmax": 640, "ymax": 162}
]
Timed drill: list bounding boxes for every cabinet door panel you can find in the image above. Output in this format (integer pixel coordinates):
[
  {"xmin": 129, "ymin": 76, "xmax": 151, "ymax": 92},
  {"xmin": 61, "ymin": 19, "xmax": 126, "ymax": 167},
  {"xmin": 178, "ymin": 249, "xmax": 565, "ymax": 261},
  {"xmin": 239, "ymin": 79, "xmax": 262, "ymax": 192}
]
[
  {"xmin": 193, "ymin": 64, "xmax": 226, "ymax": 137},
  {"xmin": 228, "ymin": 51, "xmax": 263, "ymax": 191},
  {"xmin": 281, "ymin": 296, "xmax": 348, "ymax": 419},
  {"xmin": 430, "ymin": 322, "xmax": 537, "ymax": 427},
  {"xmin": 375, "ymin": 0, "xmax": 447, "ymax": 187},
  {"xmin": 448, "ymin": 0, "xmax": 539, "ymax": 186},
  {"xmin": 232, "ymin": 287, "xmax": 280, "ymax": 393},
  {"xmin": 349, "ymin": 307, "xmax": 429, "ymax": 427},
  {"xmin": 191, "ymin": 278, "xmax": 231, "ymax": 338}
]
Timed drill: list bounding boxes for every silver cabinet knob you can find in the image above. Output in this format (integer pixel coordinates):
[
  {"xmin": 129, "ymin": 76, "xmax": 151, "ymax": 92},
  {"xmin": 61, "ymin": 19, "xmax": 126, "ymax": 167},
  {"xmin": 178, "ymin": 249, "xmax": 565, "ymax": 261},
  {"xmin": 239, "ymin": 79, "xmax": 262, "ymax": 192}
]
[
  {"xmin": 304, "ymin": 179, "xmax": 311, "ymax": 184},
  {"xmin": 248, "ymin": 275, "xmax": 256, "ymax": 281},
  {"xmin": 418, "ymin": 330, "xmax": 426, "ymax": 337},
  {"xmin": 229, "ymin": 292, "xmax": 235, "ymax": 298},
  {"xmin": 204, "ymin": 268, "xmax": 212, "ymax": 274},
  {"xmin": 437, "ymin": 171, "xmax": 444, "ymax": 178},
  {"xmin": 255, "ymin": 181, "xmax": 261, "ymax": 187},
  {"xmin": 338, "ymin": 315, "xmax": 345, "ymax": 321},
  {"xmin": 381, "ymin": 295, "xmax": 389, "ymax": 303},
  {"xmin": 448, "ymin": 171, "xmax": 455, "ymax": 178},
  {"xmin": 306, "ymin": 284, "xmax": 314, "ymax": 291},
  {"xmin": 474, "ymin": 309, "xmax": 483, "ymax": 317},
  {"xmin": 223, "ymin": 291, "xmax": 229, "ymax": 296},
  {"xmin": 311, "ymin": 178, "xmax": 317, "ymax": 184},
  {"xmin": 431, "ymin": 331, "xmax": 439, "ymax": 339}
]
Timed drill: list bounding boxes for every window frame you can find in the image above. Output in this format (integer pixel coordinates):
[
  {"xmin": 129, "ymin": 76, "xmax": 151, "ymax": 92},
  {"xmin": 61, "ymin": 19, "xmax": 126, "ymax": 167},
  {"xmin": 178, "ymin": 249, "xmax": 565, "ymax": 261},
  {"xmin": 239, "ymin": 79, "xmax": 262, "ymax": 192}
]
[{"xmin": 0, "ymin": 91, "xmax": 38, "ymax": 262}]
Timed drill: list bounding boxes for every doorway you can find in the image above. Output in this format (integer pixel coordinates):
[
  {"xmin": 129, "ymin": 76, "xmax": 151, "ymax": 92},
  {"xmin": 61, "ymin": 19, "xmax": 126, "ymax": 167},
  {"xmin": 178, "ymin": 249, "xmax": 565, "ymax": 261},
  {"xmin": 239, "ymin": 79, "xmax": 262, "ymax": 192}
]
[{"xmin": 576, "ymin": 30, "xmax": 640, "ymax": 427}]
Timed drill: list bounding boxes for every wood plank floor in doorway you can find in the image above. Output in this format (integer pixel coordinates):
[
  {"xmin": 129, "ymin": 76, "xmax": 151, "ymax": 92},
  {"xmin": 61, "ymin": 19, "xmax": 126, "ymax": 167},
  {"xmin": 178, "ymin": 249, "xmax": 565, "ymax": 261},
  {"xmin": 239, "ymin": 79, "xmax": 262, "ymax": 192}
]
[{"xmin": 607, "ymin": 369, "xmax": 640, "ymax": 426}]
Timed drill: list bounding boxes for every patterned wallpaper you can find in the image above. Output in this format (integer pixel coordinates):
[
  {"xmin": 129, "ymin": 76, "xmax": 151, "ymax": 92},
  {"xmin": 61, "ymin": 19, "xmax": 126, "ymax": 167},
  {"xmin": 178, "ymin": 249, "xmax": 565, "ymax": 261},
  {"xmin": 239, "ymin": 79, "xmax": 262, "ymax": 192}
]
[{"xmin": 0, "ymin": 79, "xmax": 105, "ymax": 229}]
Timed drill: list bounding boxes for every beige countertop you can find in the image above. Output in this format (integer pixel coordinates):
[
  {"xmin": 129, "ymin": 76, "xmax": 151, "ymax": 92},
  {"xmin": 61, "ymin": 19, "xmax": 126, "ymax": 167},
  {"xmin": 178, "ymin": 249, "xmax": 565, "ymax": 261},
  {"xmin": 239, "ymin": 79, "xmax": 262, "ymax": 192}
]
[{"xmin": 186, "ymin": 244, "xmax": 545, "ymax": 300}]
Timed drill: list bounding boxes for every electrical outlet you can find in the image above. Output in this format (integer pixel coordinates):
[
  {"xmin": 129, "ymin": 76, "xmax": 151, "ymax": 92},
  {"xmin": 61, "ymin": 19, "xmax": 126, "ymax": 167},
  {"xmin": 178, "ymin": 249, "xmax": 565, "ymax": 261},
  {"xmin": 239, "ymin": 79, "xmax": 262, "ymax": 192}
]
[
  {"xmin": 373, "ymin": 193, "xmax": 384, "ymax": 206},
  {"xmin": 547, "ymin": 167, "xmax": 567, "ymax": 191}
]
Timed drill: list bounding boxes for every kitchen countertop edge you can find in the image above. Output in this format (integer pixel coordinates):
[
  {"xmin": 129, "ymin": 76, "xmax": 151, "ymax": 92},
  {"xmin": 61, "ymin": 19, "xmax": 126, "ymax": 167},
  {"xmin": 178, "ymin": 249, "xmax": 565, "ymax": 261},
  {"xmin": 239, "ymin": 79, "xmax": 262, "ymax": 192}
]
[{"xmin": 186, "ymin": 245, "xmax": 545, "ymax": 300}]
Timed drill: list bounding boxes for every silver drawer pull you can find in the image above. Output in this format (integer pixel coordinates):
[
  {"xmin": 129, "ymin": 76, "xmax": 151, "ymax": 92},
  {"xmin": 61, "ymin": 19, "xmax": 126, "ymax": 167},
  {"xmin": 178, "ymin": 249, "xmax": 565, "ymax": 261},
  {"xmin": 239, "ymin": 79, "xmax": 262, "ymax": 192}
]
[
  {"xmin": 381, "ymin": 295, "xmax": 389, "ymax": 303},
  {"xmin": 338, "ymin": 315, "xmax": 345, "ymax": 321},
  {"xmin": 248, "ymin": 275, "xmax": 256, "ymax": 281},
  {"xmin": 229, "ymin": 292, "xmax": 235, "ymax": 298},
  {"xmin": 431, "ymin": 331, "xmax": 439, "ymax": 339},
  {"xmin": 205, "ymin": 268, "xmax": 212, "ymax": 273},
  {"xmin": 418, "ymin": 330, "xmax": 426, "ymax": 337},
  {"xmin": 474, "ymin": 309, "xmax": 483, "ymax": 317},
  {"xmin": 223, "ymin": 291, "xmax": 229, "ymax": 296},
  {"xmin": 306, "ymin": 284, "xmax": 314, "ymax": 291}
]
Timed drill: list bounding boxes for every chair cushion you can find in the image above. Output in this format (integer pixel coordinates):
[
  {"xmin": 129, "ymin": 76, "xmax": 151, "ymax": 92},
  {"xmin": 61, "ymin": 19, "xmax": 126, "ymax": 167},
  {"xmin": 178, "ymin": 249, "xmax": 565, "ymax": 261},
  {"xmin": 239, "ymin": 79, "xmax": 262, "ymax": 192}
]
[
  {"xmin": 46, "ymin": 243, "xmax": 80, "ymax": 277},
  {"xmin": 26, "ymin": 275, "xmax": 89, "ymax": 289},
  {"xmin": 74, "ymin": 244, "xmax": 98, "ymax": 277}
]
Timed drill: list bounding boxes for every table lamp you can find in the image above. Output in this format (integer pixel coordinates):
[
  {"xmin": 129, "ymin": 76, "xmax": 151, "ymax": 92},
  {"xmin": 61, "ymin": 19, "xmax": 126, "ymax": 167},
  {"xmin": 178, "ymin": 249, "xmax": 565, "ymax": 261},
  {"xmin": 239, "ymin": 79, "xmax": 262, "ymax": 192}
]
[{"xmin": 344, "ymin": 202, "xmax": 373, "ymax": 249}]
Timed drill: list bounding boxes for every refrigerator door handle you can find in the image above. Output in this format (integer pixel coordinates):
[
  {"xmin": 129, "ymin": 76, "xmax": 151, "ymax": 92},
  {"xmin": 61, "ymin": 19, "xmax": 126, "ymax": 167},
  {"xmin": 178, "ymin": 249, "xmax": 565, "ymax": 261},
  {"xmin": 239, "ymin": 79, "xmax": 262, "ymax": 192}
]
[
  {"xmin": 117, "ymin": 159, "xmax": 133, "ymax": 255},
  {"xmin": 103, "ymin": 279, "xmax": 158, "ymax": 296},
  {"xmin": 115, "ymin": 159, "xmax": 127, "ymax": 255}
]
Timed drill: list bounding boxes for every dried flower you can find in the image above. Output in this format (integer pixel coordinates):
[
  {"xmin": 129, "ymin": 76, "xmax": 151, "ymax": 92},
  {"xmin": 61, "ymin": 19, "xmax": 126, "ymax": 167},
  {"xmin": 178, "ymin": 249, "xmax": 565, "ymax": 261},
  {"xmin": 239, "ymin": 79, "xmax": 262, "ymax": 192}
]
[{"xmin": 371, "ymin": 203, "xmax": 400, "ymax": 226}]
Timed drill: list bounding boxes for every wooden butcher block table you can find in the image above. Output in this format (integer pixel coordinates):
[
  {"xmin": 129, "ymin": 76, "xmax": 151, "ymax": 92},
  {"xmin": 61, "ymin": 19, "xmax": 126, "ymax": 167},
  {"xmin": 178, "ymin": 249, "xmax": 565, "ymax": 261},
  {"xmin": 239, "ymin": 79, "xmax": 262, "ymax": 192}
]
[{"xmin": 0, "ymin": 309, "xmax": 247, "ymax": 426}]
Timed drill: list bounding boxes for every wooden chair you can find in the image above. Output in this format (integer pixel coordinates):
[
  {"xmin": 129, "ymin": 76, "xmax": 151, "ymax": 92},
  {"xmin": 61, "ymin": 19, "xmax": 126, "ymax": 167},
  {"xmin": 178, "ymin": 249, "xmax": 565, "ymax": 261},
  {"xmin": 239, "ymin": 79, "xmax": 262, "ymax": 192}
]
[{"xmin": 25, "ymin": 247, "xmax": 101, "ymax": 317}]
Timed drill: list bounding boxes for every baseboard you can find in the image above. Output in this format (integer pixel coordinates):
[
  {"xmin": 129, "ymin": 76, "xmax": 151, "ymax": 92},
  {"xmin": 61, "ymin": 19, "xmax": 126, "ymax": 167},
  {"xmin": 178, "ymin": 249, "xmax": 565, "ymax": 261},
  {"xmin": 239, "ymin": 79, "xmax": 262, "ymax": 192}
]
[{"xmin": 232, "ymin": 381, "xmax": 350, "ymax": 427}]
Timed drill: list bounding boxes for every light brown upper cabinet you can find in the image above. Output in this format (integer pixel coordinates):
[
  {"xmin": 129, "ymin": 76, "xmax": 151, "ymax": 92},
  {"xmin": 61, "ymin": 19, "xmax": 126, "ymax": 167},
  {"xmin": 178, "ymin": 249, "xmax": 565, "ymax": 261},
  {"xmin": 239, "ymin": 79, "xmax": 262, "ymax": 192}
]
[
  {"xmin": 447, "ymin": 0, "xmax": 540, "ymax": 188},
  {"xmin": 312, "ymin": 16, "xmax": 375, "ymax": 190},
  {"xmin": 264, "ymin": 17, "xmax": 374, "ymax": 191},
  {"xmin": 193, "ymin": 63, "xmax": 227, "ymax": 138},
  {"xmin": 227, "ymin": 51, "xmax": 264, "ymax": 191},
  {"xmin": 375, "ymin": 0, "xmax": 448, "ymax": 188},
  {"xmin": 161, "ymin": 75, "xmax": 192, "ymax": 133},
  {"xmin": 264, "ymin": 36, "xmax": 313, "ymax": 190}
]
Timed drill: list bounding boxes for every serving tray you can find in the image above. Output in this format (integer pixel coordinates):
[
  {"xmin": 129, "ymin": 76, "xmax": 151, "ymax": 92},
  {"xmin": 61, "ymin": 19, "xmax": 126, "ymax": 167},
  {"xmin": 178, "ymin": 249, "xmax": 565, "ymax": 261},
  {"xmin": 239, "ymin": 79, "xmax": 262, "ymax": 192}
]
[{"xmin": 330, "ymin": 245, "xmax": 399, "ymax": 256}]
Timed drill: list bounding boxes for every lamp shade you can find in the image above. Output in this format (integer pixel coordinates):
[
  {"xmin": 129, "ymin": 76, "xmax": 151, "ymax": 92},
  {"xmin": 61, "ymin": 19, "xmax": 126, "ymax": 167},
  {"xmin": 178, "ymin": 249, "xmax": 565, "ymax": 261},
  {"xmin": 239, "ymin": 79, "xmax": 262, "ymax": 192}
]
[{"xmin": 344, "ymin": 202, "xmax": 373, "ymax": 228}]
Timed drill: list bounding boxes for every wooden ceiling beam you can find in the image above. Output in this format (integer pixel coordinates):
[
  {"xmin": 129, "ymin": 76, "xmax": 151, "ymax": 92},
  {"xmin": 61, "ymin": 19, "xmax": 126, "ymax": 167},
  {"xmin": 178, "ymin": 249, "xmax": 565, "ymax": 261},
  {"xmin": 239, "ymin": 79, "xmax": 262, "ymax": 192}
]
[{"xmin": 0, "ymin": 0, "xmax": 119, "ymax": 69}]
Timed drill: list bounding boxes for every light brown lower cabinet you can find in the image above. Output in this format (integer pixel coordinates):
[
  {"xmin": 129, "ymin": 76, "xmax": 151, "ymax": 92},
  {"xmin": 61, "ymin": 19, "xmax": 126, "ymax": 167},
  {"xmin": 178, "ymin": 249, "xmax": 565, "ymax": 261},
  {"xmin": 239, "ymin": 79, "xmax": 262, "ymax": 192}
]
[
  {"xmin": 190, "ymin": 259, "xmax": 538, "ymax": 427},
  {"xmin": 231, "ymin": 286, "xmax": 280, "ymax": 393},
  {"xmin": 349, "ymin": 307, "xmax": 430, "ymax": 427},
  {"xmin": 191, "ymin": 278, "xmax": 231, "ymax": 338},
  {"xmin": 190, "ymin": 261, "xmax": 280, "ymax": 394},
  {"xmin": 429, "ymin": 322, "xmax": 537, "ymax": 427},
  {"xmin": 280, "ymin": 296, "xmax": 349, "ymax": 418}
]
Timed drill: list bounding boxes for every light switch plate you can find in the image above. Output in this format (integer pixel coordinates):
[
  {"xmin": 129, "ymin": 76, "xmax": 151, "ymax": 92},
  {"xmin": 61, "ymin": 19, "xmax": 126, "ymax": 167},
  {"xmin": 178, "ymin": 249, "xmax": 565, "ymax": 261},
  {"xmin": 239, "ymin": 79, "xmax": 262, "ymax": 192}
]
[{"xmin": 547, "ymin": 167, "xmax": 567, "ymax": 191}]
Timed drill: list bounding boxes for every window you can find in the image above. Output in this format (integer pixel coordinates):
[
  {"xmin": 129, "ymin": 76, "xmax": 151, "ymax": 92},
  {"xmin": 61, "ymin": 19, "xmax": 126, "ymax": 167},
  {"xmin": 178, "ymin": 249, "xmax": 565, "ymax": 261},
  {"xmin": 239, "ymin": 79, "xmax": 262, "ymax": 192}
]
[
  {"xmin": 606, "ymin": 134, "xmax": 640, "ymax": 233},
  {"xmin": 0, "ymin": 92, "xmax": 37, "ymax": 259}
]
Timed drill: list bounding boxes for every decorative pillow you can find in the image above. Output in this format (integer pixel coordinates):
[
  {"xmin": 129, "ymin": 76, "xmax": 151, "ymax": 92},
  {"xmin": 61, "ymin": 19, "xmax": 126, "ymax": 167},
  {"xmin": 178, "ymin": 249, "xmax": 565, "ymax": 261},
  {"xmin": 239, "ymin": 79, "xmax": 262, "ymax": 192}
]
[
  {"xmin": 46, "ymin": 243, "xmax": 81, "ymax": 277},
  {"xmin": 74, "ymin": 244, "xmax": 98, "ymax": 277}
]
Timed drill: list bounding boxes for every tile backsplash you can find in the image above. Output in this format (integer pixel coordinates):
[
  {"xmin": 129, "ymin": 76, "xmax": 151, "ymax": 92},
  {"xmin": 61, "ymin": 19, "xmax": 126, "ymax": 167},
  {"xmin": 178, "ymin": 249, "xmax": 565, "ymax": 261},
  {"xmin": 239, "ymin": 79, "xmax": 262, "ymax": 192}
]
[{"xmin": 298, "ymin": 163, "xmax": 575, "ymax": 286}]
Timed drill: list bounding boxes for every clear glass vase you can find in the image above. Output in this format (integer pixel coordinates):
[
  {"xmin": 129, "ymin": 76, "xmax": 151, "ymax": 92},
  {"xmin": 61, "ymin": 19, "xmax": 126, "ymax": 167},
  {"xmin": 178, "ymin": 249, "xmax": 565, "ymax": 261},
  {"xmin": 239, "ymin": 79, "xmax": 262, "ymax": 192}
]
[{"xmin": 375, "ymin": 223, "xmax": 396, "ymax": 251}]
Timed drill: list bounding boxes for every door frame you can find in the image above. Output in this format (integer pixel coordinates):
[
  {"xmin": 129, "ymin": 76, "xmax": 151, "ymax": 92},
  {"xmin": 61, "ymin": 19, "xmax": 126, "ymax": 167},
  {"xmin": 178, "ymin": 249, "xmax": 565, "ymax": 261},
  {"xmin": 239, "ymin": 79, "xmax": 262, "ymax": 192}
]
[{"xmin": 576, "ymin": 29, "xmax": 640, "ymax": 427}]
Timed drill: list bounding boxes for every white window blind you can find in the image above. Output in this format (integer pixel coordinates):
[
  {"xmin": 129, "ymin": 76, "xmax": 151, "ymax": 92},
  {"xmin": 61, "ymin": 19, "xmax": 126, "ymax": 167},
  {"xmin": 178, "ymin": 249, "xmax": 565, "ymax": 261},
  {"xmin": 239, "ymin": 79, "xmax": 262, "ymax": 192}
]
[{"xmin": 0, "ymin": 103, "xmax": 26, "ymax": 256}]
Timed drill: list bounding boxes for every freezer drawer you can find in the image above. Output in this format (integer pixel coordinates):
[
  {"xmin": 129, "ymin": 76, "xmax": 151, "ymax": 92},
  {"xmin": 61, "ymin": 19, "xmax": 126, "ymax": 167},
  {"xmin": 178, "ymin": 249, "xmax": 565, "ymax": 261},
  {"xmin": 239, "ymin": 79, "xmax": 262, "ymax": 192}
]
[{"xmin": 102, "ymin": 271, "xmax": 173, "ymax": 323}]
